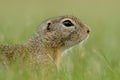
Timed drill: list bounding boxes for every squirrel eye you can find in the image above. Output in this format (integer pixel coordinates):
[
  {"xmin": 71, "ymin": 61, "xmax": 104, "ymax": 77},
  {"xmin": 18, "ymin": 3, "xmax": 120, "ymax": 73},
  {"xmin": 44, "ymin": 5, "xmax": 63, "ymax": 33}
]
[{"xmin": 63, "ymin": 20, "xmax": 74, "ymax": 27}]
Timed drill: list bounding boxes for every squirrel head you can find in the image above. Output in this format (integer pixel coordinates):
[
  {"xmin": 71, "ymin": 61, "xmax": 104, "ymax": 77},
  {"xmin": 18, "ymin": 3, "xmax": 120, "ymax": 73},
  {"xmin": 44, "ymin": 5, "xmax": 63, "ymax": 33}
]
[{"xmin": 35, "ymin": 16, "xmax": 90, "ymax": 50}]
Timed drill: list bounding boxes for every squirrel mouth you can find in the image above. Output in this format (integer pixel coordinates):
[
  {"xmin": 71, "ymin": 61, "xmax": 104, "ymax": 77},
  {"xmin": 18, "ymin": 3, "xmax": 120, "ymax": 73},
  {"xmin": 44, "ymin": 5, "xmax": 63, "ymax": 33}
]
[
  {"xmin": 61, "ymin": 33, "xmax": 89, "ymax": 50},
  {"xmin": 64, "ymin": 39, "xmax": 82, "ymax": 49}
]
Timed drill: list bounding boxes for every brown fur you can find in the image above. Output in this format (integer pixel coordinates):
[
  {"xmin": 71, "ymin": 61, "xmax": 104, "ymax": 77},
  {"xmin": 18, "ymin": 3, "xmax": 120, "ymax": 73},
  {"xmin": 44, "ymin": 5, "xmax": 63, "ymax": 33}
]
[{"xmin": 0, "ymin": 15, "xmax": 90, "ymax": 68}]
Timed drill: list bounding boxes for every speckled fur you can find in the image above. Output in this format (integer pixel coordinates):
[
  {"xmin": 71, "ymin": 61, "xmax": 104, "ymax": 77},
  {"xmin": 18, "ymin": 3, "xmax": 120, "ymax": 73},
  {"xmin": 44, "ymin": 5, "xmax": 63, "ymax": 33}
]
[{"xmin": 0, "ymin": 15, "xmax": 90, "ymax": 68}]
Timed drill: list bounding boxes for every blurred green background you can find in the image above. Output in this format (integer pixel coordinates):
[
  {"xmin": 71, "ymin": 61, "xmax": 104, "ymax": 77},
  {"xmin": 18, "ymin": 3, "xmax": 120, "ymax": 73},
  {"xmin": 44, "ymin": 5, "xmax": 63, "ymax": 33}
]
[{"xmin": 0, "ymin": 0, "xmax": 120, "ymax": 80}]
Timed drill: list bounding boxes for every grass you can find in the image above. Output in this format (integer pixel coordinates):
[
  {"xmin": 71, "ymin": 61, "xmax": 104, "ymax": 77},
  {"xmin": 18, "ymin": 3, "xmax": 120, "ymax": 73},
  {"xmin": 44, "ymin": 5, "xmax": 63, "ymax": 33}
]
[{"xmin": 0, "ymin": 0, "xmax": 120, "ymax": 80}]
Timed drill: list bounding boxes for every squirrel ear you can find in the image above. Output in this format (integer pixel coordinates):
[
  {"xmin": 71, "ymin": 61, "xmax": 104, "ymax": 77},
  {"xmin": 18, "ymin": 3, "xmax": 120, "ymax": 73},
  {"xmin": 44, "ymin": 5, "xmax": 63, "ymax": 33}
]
[{"xmin": 46, "ymin": 22, "xmax": 51, "ymax": 31}]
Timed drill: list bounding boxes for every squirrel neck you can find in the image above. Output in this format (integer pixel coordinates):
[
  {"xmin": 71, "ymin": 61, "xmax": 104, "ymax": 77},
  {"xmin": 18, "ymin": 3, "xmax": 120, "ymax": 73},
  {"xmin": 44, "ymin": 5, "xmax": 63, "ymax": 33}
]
[{"xmin": 25, "ymin": 34, "xmax": 61, "ymax": 65}]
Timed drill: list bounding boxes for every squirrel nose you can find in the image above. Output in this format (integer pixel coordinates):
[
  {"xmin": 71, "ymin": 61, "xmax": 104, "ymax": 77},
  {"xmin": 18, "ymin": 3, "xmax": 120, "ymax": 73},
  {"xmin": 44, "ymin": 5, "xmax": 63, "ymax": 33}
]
[{"xmin": 87, "ymin": 29, "xmax": 90, "ymax": 34}]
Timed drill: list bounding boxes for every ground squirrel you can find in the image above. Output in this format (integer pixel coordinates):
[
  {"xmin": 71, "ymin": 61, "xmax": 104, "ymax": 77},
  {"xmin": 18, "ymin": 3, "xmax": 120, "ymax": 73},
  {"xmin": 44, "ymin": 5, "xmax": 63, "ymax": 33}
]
[{"xmin": 0, "ymin": 15, "xmax": 90, "ymax": 68}]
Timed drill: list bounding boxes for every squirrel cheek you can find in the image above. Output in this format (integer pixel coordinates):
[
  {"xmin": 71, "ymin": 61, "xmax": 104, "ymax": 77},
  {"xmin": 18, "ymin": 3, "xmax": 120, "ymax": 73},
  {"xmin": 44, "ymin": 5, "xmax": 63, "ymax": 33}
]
[{"xmin": 68, "ymin": 27, "xmax": 76, "ymax": 33}]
